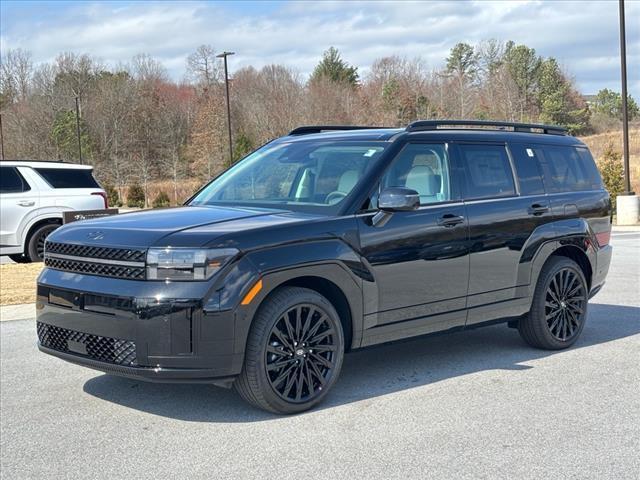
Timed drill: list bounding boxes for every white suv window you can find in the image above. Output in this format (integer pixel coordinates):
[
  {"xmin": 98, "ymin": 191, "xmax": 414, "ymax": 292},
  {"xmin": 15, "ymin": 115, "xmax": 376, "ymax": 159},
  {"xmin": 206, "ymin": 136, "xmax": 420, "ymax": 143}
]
[{"xmin": 0, "ymin": 167, "xmax": 30, "ymax": 193}]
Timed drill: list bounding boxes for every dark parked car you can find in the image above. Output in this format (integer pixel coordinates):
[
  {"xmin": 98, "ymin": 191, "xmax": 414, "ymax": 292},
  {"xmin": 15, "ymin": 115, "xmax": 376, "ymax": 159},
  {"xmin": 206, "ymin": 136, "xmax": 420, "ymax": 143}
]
[{"xmin": 37, "ymin": 120, "xmax": 612, "ymax": 414}]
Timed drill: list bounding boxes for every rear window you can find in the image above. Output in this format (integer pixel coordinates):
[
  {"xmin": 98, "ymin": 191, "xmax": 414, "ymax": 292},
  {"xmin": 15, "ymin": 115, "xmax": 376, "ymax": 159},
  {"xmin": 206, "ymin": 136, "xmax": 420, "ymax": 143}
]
[
  {"xmin": 0, "ymin": 167, "xmax": 30, "ymax": 193},
  {"xmin": 458, "ymin": 144, "xmax": 516, "ymax": 199},
  {"xmin": 536, "ymin": 146, "xmax": 603, "ymax": 193},
  {"xmin": 35, "ymin": 168, "xmax": 100, "ymax": 189}
]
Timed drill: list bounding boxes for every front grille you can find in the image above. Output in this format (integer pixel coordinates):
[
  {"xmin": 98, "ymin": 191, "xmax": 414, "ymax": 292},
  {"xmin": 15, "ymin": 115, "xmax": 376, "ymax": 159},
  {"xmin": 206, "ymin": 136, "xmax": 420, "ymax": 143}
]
[
  {"xmin": 44, "ymin": 241, "xmax": 146, "ymax": 280},
  {"xmin": 46, "ymin": 242, "xmax": 146, "ymax": 262},
  {"xmin": 44, "ymin": 257, "xmax": 146, "ymax": 279},
  {"xmin": 37, "ymin": 322, "xmax": 137, "ymax": 366}
]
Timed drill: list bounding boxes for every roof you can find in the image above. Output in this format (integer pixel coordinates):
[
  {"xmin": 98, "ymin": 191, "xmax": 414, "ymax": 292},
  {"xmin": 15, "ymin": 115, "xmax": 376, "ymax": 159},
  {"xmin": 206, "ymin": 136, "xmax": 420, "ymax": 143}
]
[{"xmin": 0, "ymin": 160, "xmax": 93, "ymax": 169}]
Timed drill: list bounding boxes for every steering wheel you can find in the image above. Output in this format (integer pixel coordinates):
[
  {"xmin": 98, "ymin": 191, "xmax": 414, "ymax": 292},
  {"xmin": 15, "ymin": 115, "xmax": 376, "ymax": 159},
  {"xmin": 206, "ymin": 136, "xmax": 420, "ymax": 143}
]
[{"xmin": 325, "ymin": 191, "xmax": 347, "ymax": 205}]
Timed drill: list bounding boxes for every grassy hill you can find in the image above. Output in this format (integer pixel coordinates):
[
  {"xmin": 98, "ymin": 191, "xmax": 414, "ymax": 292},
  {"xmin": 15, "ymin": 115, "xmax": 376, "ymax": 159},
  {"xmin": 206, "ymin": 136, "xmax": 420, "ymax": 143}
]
[{"xmin": 580, "ymin": 129, "xmax": 640, "ymax": 194}]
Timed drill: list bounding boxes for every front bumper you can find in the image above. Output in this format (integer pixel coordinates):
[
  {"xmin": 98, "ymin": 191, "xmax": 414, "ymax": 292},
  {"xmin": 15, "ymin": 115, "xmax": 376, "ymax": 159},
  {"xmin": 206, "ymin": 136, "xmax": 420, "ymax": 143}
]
[{"xmin": 36, "ymin": 268, "xmax": 248, "ymax": 386}]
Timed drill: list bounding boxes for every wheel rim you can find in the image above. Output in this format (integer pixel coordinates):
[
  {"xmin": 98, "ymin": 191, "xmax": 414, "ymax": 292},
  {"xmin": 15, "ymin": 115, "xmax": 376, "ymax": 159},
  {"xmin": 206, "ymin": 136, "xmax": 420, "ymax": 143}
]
[
  {"xmin": 545, "ymin": 267, "xmax": 586, "ymax": 342},
  {"xmin": 265, "ymin": 304, "xmax": 338, "ymax": 403},
  {"xmin": 36, "ymin": 228, "xmax": 53, "ymax": 259}
]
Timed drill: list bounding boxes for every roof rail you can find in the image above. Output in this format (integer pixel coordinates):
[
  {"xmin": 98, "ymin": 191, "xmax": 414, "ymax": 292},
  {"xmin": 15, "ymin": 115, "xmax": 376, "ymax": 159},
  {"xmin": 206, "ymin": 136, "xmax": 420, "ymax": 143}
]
[
  {"xmin": 0, "ymin": 159, "xmax": 67, "ymax": 163},
  {"xmin": 288, "ymin": 125, "xmax": 390, "ymax": 136},
  {"xmin": 406, "ymin": 120, "xmax": 567, "ymax": 136}
]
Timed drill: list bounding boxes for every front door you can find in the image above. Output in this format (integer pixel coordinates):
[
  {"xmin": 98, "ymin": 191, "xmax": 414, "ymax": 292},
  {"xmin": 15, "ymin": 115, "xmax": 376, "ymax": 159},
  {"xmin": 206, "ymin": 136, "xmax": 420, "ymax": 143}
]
[
  {"xmin": 357, "ymin": 142, "xmax": 470, "ymax": 345},
  {"xmin": 0, "ymin": 166, "xmax": 38, "ymax": 247}
]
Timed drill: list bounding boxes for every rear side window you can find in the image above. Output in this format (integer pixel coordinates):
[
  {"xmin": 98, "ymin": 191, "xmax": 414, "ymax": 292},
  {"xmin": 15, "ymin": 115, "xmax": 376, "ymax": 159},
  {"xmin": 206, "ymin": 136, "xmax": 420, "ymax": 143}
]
[
  {"xmin": 0, "ymin": 167, "xmax": 30, "ymax": 193},
  {"xmin": 509, "ymin": 144, "xmax": 546, "ymax": 195},
  {"xmin": 458, "ymin": 144, "xmax": 516, "ymax": 199},
  {"xmin": 537, "ymin": 146, "xmax": 603, "ymax": 192},
  {"xmin": 35, "ymin": 168, "xmax": 100, "ymax": 189}
]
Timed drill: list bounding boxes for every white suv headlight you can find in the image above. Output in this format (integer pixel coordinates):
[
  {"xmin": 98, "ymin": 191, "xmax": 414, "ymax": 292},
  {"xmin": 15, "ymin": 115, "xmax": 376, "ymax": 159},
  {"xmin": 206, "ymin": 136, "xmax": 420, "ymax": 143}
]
[{"xmin": 146, "ymin": 248, "xmax": 238, "ymax": 281}]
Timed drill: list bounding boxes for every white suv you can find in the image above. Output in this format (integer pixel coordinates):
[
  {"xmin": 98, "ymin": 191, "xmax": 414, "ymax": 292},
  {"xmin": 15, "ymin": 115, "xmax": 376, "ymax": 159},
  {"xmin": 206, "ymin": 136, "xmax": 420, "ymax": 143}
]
[{"xmin": 0, "ymin": 161, "xmax": 107, "ymax": 262}]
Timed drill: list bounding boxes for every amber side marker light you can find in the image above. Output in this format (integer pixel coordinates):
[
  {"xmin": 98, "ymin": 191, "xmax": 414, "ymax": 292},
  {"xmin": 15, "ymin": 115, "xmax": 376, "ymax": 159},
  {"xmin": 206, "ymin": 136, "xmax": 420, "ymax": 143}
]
[{"xmin": 241, "ymin": 279, "xmax": 263, "ymax": 305}]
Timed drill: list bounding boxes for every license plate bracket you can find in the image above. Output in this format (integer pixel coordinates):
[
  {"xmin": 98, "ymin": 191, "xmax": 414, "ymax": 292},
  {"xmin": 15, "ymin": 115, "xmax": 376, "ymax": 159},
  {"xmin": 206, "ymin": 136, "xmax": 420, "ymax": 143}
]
[{"xmin": 67, "ymin": 340, "xmax": 88, "ymax": 355}]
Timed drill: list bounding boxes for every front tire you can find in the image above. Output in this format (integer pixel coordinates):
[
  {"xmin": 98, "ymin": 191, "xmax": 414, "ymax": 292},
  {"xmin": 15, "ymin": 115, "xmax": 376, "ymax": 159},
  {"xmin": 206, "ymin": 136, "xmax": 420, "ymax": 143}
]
[
  {"xmin": 519, "ymin": 256, "xmax": 588, "ymax": 350},
  {"xmin": 235, "ymin": 287, "xmax": 345, "ymax": 414},
  {"xmin": 27, "ymin": 223, "xmax": 59, "ymax": 262}
]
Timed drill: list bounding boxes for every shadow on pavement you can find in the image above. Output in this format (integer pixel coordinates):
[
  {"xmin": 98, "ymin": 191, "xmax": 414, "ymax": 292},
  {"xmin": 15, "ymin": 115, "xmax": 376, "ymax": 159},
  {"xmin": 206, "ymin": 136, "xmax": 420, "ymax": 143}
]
[{"xmin": 83, "ymin": 303, "xmax": 640, "ymax": 422}]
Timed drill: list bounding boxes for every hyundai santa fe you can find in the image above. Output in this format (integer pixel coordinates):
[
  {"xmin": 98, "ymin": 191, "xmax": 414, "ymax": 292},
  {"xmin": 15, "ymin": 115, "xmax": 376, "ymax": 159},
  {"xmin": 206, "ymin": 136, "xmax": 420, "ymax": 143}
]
[{"xmin": 36, "ymin": 120, "xmax": 612, "ymax": 414}]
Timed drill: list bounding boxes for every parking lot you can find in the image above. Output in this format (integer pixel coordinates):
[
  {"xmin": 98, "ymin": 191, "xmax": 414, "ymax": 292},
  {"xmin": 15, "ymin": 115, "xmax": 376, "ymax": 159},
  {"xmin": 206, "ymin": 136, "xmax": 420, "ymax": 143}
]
[{"xmin": 1, "ymin": 231, "xmax": 638, "ymax": 479}]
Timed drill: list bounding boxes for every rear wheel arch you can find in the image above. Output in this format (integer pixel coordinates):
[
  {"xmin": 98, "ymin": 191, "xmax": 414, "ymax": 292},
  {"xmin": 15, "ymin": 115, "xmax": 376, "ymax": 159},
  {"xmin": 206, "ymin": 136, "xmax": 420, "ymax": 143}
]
[
  {"xmin": 550, "ymin": 245, "xmax": 593, "ymax": 290},
  {"xmin": 22, "ymin": 217, "xmax": 62, "ymax": 254}
]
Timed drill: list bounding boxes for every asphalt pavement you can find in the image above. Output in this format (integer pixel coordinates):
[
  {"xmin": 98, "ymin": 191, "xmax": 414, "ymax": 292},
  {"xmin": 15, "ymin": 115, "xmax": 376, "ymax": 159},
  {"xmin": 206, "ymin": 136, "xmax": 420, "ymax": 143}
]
[{"xmin": 1, "ymin": 232, "xmax": 638, "ymax": 479}]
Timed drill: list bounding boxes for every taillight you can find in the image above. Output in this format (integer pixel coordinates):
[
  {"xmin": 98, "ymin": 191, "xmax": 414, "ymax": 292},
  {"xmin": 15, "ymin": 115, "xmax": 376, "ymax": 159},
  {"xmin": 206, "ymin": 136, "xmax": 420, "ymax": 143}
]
[
  {"xmin": 595, "ymin": 231, "xmax": 611, "ymax": 247},
  {"xmin": 92, "ymin": 191, "xmax": 108, "ymax": 209}
]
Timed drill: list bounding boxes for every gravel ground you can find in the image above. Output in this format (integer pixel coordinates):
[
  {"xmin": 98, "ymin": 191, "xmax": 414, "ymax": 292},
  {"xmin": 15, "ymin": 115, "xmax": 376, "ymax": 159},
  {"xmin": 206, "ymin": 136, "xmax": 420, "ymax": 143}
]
[{"xmin": 1, "ymin": 231, "xmax": 638, "ymax": 479}]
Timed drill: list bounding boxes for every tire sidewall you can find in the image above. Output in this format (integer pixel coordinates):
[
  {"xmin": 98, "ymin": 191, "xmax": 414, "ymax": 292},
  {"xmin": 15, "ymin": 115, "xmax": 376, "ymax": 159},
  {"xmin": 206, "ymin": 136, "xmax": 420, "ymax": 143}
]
[
  {"xmin": 27, "ymin": 224, "xmax": 58, "ymax": 262},
  {"xmin": 250, "ymin": 288, "xmax": 345, "ymax": 414}
]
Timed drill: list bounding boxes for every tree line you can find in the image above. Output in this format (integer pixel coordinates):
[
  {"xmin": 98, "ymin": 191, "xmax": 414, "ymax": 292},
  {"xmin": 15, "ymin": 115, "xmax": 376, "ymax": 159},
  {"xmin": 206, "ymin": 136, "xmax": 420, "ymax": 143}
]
[{"xmin": 1, "ymin": 41, "xmax": 637, "ymax": 206}]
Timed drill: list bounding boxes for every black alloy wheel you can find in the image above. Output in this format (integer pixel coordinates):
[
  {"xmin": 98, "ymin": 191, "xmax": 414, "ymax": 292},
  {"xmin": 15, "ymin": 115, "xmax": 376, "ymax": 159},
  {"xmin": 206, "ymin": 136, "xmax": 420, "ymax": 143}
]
[
  {"xmin": 27, "ymin": 223, "xmax": 59, "ymax": 262},
  {"xmin": 235, "ymin": 287, "xmax": 345, "ymax": 414},
  {"xmin": 519, "ymin": 256, "xmax": 588, "ymax": 350},
  {"xmin": 265, "ymin": 304, "xmax": 338, "ymax": 403},
  {"xmin": 544, "ymin": 267, "xmax": 586, "ymax": 342}
]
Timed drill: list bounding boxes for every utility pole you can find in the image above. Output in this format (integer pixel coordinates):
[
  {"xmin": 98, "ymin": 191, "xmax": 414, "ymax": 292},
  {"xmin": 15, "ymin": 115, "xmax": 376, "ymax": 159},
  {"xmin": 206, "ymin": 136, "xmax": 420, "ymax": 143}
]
[
  {"xmin": 75, "ymin": 96, "xmax": 83, "ymax": 164},
  {"xmin": 0, "ymin": 113, "xmax": 5, "ymax": 160},
  {"xmin": 619, "ymin": 0, "xmax": 632, "ymax": 194},
  {"xmin": 616, "ymin": 0, "xmax": 639, "ymax": 225},
  {"xmin": 216, "ymin": 51, "xmax": 235, "ymax": 165}
]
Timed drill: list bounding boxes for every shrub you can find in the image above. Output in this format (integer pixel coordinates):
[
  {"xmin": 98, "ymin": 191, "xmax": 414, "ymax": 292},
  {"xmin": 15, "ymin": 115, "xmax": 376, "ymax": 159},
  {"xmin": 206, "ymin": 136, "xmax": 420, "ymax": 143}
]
[
  {"xmin": 103, "ymin": 183, "xmax": 122, "ymax": 207},
  {"xmin": 152, "ymin": 190, "xmax": 171, "ymax": 208},
  {"xmin": 126, "ymin": 182, "xmax": 145, "ymax": 208},
  {"xmin": 597, "ymin": 142, "xmax": 625, "ymax": 212}
]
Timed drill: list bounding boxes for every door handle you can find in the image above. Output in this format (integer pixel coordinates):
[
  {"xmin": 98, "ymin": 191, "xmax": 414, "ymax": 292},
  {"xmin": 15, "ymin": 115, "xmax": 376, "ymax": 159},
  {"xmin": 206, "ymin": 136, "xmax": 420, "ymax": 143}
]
[
  {"xmin": 437, "ymin": 213, "xmax": 465, "ymax": 227},
  {"xmin": 17, "ymin": 200, "xmax": 35, "ymax": 207},
  {"xmin": 528, "ymin": 203, "xmax": 549, "ymax": 215}
]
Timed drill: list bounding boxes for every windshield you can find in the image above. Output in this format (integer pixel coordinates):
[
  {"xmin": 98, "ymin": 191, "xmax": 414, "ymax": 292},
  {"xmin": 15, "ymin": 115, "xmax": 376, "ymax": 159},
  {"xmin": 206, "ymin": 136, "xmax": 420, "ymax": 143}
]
[{"xmin": 189, "ymin": 140, "xmax": 388, "ymax": 212}]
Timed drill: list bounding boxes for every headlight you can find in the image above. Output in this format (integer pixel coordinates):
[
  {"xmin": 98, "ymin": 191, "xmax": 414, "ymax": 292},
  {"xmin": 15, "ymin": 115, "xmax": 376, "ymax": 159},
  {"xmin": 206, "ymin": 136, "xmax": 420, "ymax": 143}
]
[{"xmin": 146, "ymin": 248, "xmax": 238, "ymax": 281}]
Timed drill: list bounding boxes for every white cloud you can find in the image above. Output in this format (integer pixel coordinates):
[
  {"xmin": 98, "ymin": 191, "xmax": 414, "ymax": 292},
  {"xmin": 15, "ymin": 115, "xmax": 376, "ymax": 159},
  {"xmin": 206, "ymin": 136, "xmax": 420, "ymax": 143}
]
[{"xmin": 1, "ymin": 0, "xmax": 638, "ymax": 96}]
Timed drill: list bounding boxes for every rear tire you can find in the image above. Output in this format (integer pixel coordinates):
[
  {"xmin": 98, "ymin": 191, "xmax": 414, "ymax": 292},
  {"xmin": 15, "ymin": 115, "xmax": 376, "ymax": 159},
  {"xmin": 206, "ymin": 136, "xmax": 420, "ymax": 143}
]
[
  {"xmin": 9, "ymin": 254, "xmax": 32, "ymax": 264},
  {"xmin": 519, "ymin": 256, "xmax": 588, "ymax": 350},
  {"xmin": 27, "ymin": 223, "xmax": 59, "ymax": 262},
  {"xmin": 234, "ymin": 287, "xmax": 345, "ymax": 414}
]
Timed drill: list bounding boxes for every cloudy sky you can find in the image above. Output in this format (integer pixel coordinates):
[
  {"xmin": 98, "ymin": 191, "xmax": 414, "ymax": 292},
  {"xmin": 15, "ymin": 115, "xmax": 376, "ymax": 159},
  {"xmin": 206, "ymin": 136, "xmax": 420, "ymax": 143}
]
[{"xmin": 1, "ymin": 0, "xmax": 638, "ymax": 97}]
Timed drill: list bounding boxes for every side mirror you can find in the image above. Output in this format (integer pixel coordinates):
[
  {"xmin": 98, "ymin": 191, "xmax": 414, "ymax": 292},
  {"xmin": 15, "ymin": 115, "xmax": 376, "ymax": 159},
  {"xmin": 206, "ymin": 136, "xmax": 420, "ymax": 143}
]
[
  {"xmin": 378, "ymin": 187, "xmax": 420, "ymax": 211},
  {"xmin": 373, "ymin": 187, "xmax": 420, "ymax": 227}
]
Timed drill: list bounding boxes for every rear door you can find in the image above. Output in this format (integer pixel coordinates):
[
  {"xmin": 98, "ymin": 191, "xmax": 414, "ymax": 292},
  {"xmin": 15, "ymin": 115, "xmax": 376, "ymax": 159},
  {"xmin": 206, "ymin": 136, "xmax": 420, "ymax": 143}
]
[
  {"xmin": 34, "ymin": 167, "xmax": 106, "ymax": 211},
  {"xmin": 455, "ymin": 142, "xmax": 551, "ymax": 325},
  {"xmin": 357, "ymin": 142, "xmax": 470, "ymax": 344},
  {"xmin": 0, "ymin": 166, "xmax": 39, "ymax": 247}
]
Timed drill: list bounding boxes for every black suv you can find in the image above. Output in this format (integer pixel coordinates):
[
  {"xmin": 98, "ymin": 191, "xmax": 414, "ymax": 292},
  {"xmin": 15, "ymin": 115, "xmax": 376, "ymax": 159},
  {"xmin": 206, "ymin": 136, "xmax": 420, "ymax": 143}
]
[{"xmin": 37, "ymin": 120, "xmax": 612, "ymax": 414}]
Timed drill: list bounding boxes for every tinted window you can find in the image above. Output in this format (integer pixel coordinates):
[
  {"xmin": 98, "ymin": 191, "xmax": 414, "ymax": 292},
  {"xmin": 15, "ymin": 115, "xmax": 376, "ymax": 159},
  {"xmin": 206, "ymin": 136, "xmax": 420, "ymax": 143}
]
[
  {"xmin": 35, "ymin": 168, "xmax": 100, "ymax": 189},
  {"xmin": 380, "ymin": 143, "xmax": 453, "ymax": 205},
  {"xmin": 537, "ymin": 146, "xmax": 603, "ymax": 192},
  {"xmin": 190, "ymin": 142, "xmax": 388, "ymax": 212},
  {"xmin": 509, "ymin": 144, "xmax": 546, "ymax": 195},
  {"xmin": 0, "ymin": 167, "xmax": 30, "ymax": 193},
  {"xmin": 458, "ymin": 144, "xmax": 516, "ymax": 199}
]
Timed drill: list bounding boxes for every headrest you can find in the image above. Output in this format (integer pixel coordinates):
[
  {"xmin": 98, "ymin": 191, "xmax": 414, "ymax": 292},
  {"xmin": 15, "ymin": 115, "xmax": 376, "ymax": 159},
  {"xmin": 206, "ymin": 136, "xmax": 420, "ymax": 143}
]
[
  {"xmin": 337, "ymin": 169, "xmax": 359, "ymax": 193},
  {"xmin": 405, "ymin": 166, "xmax": 440, "ymax": 196}
]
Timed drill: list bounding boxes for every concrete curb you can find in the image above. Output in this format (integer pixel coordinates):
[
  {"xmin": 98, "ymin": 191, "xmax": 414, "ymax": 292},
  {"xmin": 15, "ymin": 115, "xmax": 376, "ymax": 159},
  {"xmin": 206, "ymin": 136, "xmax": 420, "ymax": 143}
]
[{"xmin": 0, "ymin": 303, "xmax": 35, "ymax": 322}]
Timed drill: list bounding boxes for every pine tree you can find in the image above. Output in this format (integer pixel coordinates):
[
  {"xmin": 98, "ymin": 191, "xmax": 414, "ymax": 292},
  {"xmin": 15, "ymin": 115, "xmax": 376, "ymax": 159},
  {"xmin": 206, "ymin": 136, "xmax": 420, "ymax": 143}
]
[{"xmin": 310, "ymin": 47, "xmax": 359, "ymax": 87}]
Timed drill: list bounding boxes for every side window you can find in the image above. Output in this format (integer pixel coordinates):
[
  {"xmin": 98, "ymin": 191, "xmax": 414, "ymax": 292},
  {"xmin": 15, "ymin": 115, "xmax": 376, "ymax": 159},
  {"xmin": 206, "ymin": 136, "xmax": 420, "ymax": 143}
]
[
  {"xmin": 509, "ymin": 144, "xmax": 546, "ymax": 195},
  {"xmin": 379, "ymin": 143, "xmax": 452, "ymax": 205},
  {"xmin": 34, "ymin": 168, "xmax": 100, "ymax": 188},
  {"xmin": 458, "ymin": 144, "xmax": 516, "ymax": 199},
  {"xmin": 537, "ymin": 146, "xmax": 603, "ymax": 192},
  {"xmin": 0, "ymin": 167, "xmax": 30, "ymax": 193}
]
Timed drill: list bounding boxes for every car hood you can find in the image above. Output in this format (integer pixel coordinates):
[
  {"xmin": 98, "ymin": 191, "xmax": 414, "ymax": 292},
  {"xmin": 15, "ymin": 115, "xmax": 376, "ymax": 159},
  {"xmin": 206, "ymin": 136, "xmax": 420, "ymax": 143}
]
[{"xmin": 48, "ymin": 205, "xmax": 320, "ymax": 249}]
